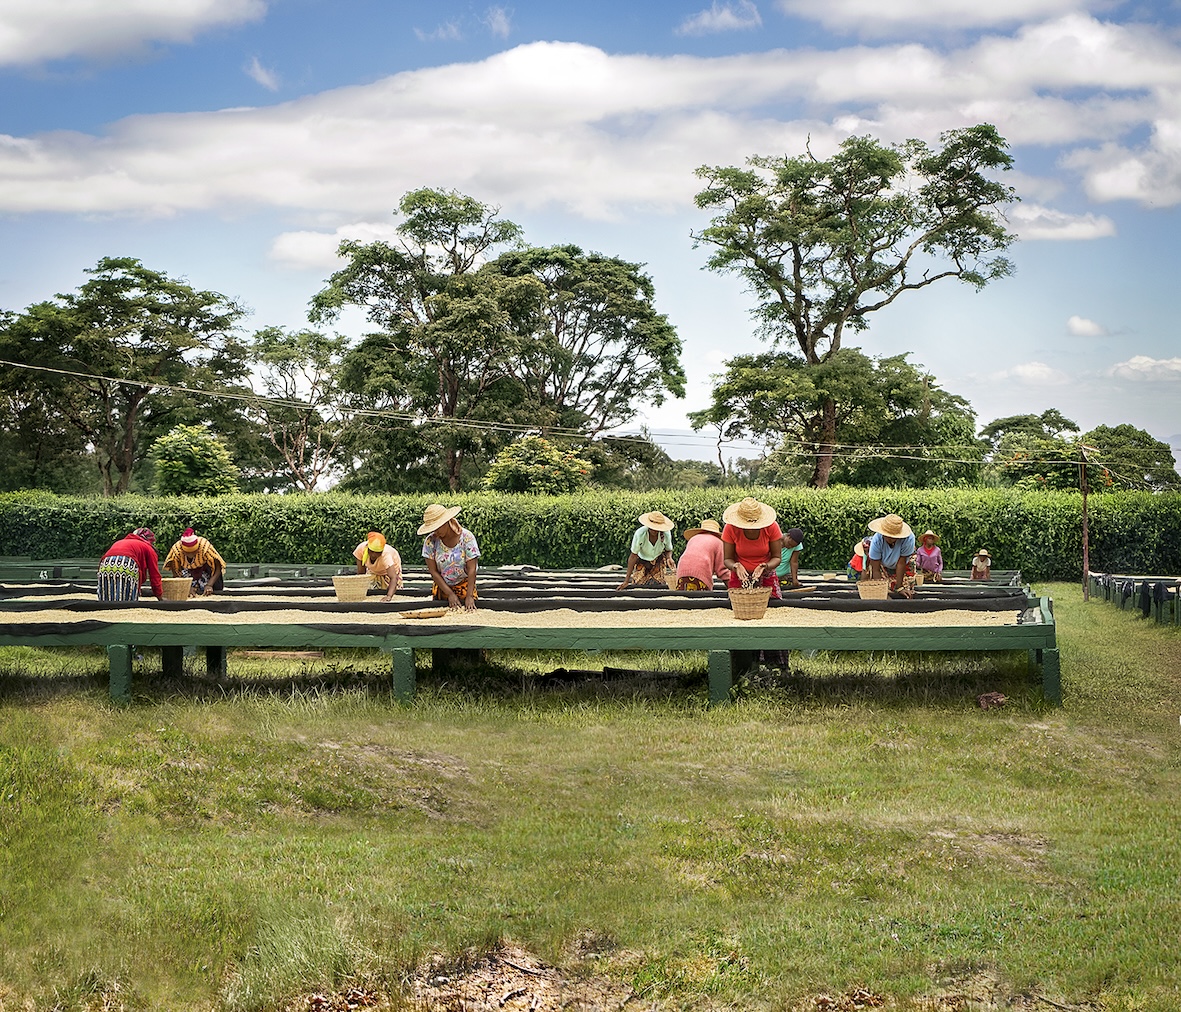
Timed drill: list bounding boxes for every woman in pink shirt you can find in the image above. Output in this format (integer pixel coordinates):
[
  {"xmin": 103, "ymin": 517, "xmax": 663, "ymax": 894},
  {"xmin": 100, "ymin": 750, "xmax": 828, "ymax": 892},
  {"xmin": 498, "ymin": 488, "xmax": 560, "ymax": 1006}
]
[{"xmin": 675, "ymin": 519, "xmax": 729, "ymax": 590}]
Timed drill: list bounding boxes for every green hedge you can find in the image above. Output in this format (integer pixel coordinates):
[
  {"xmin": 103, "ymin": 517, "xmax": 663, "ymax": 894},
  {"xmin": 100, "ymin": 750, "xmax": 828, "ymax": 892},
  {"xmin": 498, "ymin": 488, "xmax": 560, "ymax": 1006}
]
[{"xmin": 2, "ymin": 488, "xmax": 1178, "ymax": 579}]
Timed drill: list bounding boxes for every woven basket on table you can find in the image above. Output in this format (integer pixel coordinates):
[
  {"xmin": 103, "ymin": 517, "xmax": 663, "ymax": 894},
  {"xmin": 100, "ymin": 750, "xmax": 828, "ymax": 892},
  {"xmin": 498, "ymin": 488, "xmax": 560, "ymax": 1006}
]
[
  {"xmin": 727, "ymin": 585, "xmax": 772, "ymax": 620},
  {"xmin": 857, "ymin": 580, "xmax": 890, "ymax": 601},
  {"xmin": 332, "ymin": 574, "xmax": 373, "ymax": 602},
  {"xmin": 160, "ymin": 577, "xmax": 192, "ymax": 601}
]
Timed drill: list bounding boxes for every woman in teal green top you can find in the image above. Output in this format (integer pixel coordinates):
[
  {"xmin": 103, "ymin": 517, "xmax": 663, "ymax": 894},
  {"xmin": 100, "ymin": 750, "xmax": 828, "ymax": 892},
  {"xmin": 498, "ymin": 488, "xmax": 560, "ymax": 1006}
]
[
  {"xmin": 617, "ymin": 511, "xmax": 677, "ymax": 590},
  {"xmin": 775, "ymin": 527, "xmax": 804, "ymax": 589}
]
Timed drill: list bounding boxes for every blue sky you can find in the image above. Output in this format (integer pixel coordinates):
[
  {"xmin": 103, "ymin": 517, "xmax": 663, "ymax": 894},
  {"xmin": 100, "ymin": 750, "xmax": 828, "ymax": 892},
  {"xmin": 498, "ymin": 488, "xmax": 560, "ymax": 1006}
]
[{"xmin": 2, "ymin": 0, "xmax": 1180, "ymax": 464}]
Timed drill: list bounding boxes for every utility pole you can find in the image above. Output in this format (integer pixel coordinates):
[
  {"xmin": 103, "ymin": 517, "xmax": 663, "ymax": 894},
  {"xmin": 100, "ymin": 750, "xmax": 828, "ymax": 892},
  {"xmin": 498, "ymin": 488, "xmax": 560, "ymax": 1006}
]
[{"xmin": 1079, "ymin": 443, "xmax": 1096, "ymax": 601}]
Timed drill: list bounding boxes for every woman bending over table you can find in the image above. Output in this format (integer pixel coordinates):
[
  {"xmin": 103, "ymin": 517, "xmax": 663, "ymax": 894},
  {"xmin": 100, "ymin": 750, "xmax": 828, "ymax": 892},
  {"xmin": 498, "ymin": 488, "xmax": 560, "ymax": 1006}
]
[
  {"xmin": 419, "ymin": 504, "xmax": 480, "ymax": 611},
  {"xmin": 721, "ymin": 497, "xmax": 783, "ymax": 599},
  {"xmin": 617, "ymin": 511, "xmax": 677, "ymax": 590}
]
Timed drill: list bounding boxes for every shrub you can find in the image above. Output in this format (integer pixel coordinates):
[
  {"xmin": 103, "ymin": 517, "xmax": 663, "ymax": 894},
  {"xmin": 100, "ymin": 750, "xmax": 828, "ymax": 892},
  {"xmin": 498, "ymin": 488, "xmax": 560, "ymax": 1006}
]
[{"xmin": 1, "ymin": 488, "xmax": 1177, "ymax": 578}]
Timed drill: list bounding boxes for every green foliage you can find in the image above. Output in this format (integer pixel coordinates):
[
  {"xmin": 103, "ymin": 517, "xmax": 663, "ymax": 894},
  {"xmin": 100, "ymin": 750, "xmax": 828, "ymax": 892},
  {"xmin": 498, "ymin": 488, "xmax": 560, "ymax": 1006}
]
[
  {"xmin": 2, "ymin": 487, "xmax": 1179, "ymax": 578},
  {"xmin": 149, "ymin": 425, "xmax": 240, "ymax": 496},
  {"xmin": 482, "ymin": 436, "xmax": 592, "ymax": 494},
  {"xmin": 0, "ymin": 257, "xmax": 249, "ymax": 496},
  {"xmin": 691, "ymin": 348, "xmax": 982, "ymax": 488}
]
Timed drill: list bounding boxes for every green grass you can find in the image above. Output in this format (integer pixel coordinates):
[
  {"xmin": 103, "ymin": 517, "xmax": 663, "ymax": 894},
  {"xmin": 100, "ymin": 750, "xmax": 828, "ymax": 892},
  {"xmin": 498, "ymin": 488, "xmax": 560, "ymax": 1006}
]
[{"xmin": 1, "ymin": 583, "xmax": 1179, "ymax": 1010}]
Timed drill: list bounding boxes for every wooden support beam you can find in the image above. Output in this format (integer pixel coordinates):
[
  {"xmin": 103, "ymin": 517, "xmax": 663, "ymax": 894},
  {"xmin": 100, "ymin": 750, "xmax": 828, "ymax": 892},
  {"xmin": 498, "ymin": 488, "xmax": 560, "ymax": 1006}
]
[
  {"xmin": 162, "ymin": 645, "xmax": 184, "ymax": 678},
  {"xmin": 707, "ymin": 650, "xmax": 732, "ymax": 706},
  {"xmin": 206, "ymin": 645, "xmax": 227, "ymax": 680},
  {"xmin": 107, "ymin": 644, "xmax": 132, "ymax": 703},
  {"xmin": 1041, "ymin": 648, "xmax": 1061, "ymax": 706},
  {"xmin": 391, "ymin": 647, "xmax": 415, "ymax": 702}
]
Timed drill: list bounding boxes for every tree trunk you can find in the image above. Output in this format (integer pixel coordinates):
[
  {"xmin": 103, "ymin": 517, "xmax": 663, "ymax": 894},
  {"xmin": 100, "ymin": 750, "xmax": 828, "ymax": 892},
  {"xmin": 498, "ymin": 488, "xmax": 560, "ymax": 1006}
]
[{"xmin": 809, "ymin": 397, "xmax": 837, "ymax": 488}]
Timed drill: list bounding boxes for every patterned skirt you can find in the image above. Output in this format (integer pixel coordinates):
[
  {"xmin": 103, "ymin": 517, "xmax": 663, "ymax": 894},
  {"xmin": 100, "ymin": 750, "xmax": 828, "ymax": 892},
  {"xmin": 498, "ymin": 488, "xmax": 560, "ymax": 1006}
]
[
  {"xmin": 676, "ymin": 575, "xmax": 710, "ymax": 592},
  {"xmin": 97, "ymin": 555, "xmax": 140, "ymax": 602},
  {"xmin": 633, "ymin": 555, "xmax": 675, "ymax": 587}
]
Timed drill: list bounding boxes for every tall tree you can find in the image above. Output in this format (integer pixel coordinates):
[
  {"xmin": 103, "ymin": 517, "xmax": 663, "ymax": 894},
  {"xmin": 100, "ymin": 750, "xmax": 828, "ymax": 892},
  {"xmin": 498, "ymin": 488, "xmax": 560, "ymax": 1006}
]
[
  {"xmin": 311, "ymin": 188, "xmax": 541, "ymax": 491},
  {"xmin": 487, "ymin": 245, "xmax": 685, "ymax": 436},
  {"xmin": 690, "ymin": 348, "xmax": 981, "ymax": 487},
  {"xmin": 0, "ymin": 257, "xmax": 248, "ymax": 495},
  {"xmin": 693, "ymin": 123, "xmax": 1017, "ymax": 486},
  {"xmin": 981, "ymin": 409, "xmax": 1081, "ymax": 489},
  {"xmin": 244, "ymin": 326, "xmax": 355, "ymax": 491}
]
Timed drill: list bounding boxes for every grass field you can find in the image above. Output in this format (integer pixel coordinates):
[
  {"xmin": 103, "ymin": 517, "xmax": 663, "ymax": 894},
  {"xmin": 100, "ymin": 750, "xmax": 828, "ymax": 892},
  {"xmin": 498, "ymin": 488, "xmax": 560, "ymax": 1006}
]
[{"xmin": 1, "ymin": 583, "xmax": 1179, "ymax": 1011}]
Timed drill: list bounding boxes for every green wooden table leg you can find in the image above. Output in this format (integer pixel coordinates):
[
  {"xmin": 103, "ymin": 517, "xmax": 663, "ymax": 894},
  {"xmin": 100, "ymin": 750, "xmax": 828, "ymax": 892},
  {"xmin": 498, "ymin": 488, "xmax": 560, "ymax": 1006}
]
[
  {"xmin": 708, "ymin": 650, "xmax": 732, "ymax": 706},
  {"xmin": 391, "ymin": 647, "xmax": 415, "ymax": 702},
  {"xmin": 206, "ymin": 645, "xmax": 227, "ymax": 680},
  {"xmin": 107, "ymin": 644, "xmax": 132, "ymax": 703},
  {"xmin": 1042, "ymin": 648, "xmax": 1061, "ymax": 706},
  {"xmin": 162, "ymin": 645, "xmax": 184, "ymax": 678}
]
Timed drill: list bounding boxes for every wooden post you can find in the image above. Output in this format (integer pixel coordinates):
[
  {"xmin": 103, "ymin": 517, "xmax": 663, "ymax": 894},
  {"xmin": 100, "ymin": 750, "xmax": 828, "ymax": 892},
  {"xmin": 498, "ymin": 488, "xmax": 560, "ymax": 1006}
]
[
  {"xmin": 161, "ymin": 645, "xmax": 184, "ymax": 678},
  {"xmin": 1041, "ymin": 648, "xmax": 1062, "ymax": 706},
  {"xmin": 205, "ymin": 645, "xmax": 227, "ymax": 680},
  {"xmin": 1080, "ymin": 447, "xmax": 1090, "ymax": 602},
  {"xmin": 707, "ymin": 650, "xmax": 732, "ymax": 706},
  {"xmin": 391, "ymin": 648, "xmax": 415, "ymax": 702},
  {"xmin": 107, "ymin": 644, "xmax": 133, "ymax": 703}
]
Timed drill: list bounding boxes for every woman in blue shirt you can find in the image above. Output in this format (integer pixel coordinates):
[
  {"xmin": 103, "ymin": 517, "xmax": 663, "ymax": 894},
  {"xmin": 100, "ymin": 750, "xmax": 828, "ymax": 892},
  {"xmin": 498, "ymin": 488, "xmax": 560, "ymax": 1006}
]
[{"xmin": 867, "ymin": 513, "xmax": 916, "ymax": 599}]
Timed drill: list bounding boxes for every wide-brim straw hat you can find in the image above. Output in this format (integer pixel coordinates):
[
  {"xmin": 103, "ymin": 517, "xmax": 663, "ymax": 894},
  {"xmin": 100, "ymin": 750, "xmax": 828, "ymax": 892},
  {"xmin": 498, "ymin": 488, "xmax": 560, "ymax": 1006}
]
[
  {"xmin": 684, "ymin": 519, "xmax": 722, "ymax": 540},
  {"xmin": 853, "ymin": 539, "xmax": 870, "ymax": 558},
  {"xmin": 918, "ymin": 529, "xmax": 940, "ymax": 542},
  {"xmin": 722, "ymin": 496, "xmax": 777, "ymax": 530},
  {"xmin": 638, "ymin": 510, "xmax": 675, "ymax": 532},
  {"xmin": 867, "ymin": 513, "xmax": 913, "ymax": 539},
  {"xmin": 417, "ymin": 503, "xmax": 461, "ymax": 536},
  {"xmin": 975, "ymin": 548, "xmax": 992, "ymax": 559}
]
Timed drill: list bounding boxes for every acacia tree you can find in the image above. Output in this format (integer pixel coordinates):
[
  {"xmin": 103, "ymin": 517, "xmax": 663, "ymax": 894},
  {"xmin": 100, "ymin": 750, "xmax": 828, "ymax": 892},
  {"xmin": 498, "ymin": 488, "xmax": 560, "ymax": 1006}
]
[
  {"xmin": 691, "ymin": 349, "xmax": 980, "ymax": 487},
  {"xmin": 311, "ymin": 188, "xmax": 542, "ymax": 492},
  {"xmin": 487, "ymin": 245, "xmax": 684, "ymax": 436},
  {"xmin": 244, "ymin": 326, "xmax": 356, "ymax": 491},
  {"xmin": 693, "ymin": 123, "xmax": 1017, "ymax": 487},
  {"xmin": 0, "ymin": 257, "xmax": 248, "ymax": 495}
]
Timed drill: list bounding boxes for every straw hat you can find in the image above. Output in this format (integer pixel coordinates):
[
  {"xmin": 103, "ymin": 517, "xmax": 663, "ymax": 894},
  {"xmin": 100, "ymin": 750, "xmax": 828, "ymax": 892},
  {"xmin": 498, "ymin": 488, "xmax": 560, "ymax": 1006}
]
[
  {"xmin": 867, "ymin": 513, "xmax": 913, "ymax": 539},
  {"xmin": 722, "ymin": 496, "xmax": 777, "ymax": 530},
  {"xmin": 366, "ymin": 531, "xmax": 386, "ymax": 552},
  {"xmin": 852, "ymin": 538, "xmax": 871, "ymax": 558},
  {"xmin": 684, "ymin": 519, "xmax": 722, "ymax": 540},
  {"xmin": 918, "ymin": 529, "xmax": 940, "ymax": 543},
  {"xmin": 975, "ymin": 548, "xmax": 991, "ymax": 559},
  {"xmin": 417, "ymin": 503, "xmax": 461, "ymax": 536},
  {"xmin": 638, "ymin": 510, "xmax": 675, "ymax": 532}
]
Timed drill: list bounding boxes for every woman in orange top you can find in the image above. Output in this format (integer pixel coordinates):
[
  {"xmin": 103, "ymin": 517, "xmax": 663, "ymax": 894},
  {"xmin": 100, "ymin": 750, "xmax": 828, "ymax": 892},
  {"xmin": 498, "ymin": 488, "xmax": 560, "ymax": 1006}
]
[{"xmin": 720, "ymin": 497, "xmax": 784, "ymax": 599}]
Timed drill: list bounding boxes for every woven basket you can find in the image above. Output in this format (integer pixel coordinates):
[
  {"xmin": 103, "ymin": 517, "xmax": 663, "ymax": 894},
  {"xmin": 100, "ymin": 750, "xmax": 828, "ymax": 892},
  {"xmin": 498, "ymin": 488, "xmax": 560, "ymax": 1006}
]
[
  {"xmin": 161, "ymin": 577, "xmax": 192, "ymax": 601},
  {"xmin": 665, "ymin": 572, "xmax": 680, "ymax": 590},
  {"xmin": 914, "ymin": 572, "xmax": 925, "ymax": 586},
  {"xmin": 332, "ymin": 574, "xmax": 372, "ymax": 602},
  {"xmin": 728, "ymin": 585, "xmax": 772, "ymax": 620},
  {"xmin": 857, "ymin": 580, "xmax": 890, "ymax": 600}
]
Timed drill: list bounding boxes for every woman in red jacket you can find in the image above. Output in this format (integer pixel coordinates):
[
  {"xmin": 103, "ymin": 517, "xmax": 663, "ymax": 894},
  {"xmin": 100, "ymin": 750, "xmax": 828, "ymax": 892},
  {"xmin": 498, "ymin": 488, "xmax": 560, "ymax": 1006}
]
[{"xmin": 97, "ymin": 527, "xmax": 163, "ymax": 602}]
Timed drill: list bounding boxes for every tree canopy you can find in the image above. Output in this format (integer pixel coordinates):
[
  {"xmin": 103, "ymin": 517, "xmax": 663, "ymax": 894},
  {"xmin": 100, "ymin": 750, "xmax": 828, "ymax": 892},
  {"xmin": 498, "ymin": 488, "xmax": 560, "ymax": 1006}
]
[
  {"xmin": 693, "ymin": 124, "xmax": 1016, "ymax": 486},
  {"xmin": 0, "ymin": 257, "xmax": 248, "ymax": 495}
]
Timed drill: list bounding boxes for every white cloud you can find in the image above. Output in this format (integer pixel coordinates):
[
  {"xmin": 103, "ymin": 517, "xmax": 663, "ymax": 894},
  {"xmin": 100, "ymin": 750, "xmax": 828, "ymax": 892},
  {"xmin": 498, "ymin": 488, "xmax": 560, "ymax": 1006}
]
[
  {"xmin": 1001, "ymin": 361, "xmax": 1072, "ymax": 385},
  {"xmin": 484, "ymin": 6, "xmax": 512, "ymax": 39},
  {"xmin": 4, "ymin": 17, "xmax": 1181, "ymax": 222},
  {"xmin": 1109, "ymin": 356, "xmax": 1181, "ymax": 381},
  {"xmin": 677, "ymin": 1, "xmax": 763, "ymax": 36},
  {"xmin": 269, "ymin": 221, "xmax": 403, "ymax": 270},
  {"xmin": 415, "ymin": 21, "xmax": 462, "ymax": 42},
  {"xmin": 1066, "ymin": 315, "xmax": 1108, "ymax": 336},
  {"xmin": 245, "ymin": 55, "xmax": 279, "ymax": 91},
  {"xmin": 1008, "ymin": 203, "xmax": 1116, "ymax": 240},
  {"xmin": 775, "ymin": 0, "xmax": 1100, "ymax": 34},
  {"xmin": 0, "ymin": 0, "xmax": 266, "ymax": 67}
]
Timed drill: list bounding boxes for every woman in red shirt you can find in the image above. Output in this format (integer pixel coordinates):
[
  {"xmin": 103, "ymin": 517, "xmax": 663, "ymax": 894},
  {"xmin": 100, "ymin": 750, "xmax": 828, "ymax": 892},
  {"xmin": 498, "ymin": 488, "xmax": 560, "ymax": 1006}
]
[
  {"xmin": 97, "ymin": 527, "xmax": 163, "ymax": 602},
  {"xmin": 721, "ymin": 497, "xmax": 784, "ymax": 599}
]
